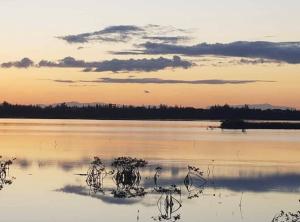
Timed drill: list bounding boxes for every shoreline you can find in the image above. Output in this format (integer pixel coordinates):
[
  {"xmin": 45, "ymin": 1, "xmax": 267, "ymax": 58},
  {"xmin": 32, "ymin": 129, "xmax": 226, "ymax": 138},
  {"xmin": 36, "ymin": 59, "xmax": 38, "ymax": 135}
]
[{"xmin": 1, "ymin": 117, "xmax": 300, "ymax": 122}]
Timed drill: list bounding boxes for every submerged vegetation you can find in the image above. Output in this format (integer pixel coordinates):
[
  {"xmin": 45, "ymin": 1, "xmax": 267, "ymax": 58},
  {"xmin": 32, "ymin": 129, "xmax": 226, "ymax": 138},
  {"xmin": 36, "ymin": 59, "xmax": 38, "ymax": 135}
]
[
  {"xmin": 111, "ymin": 157, "xmax": 147, "ymax": 198},
  {"xmin": 152, "ymin": 184, "xmax": 182, "ymax": 222},
  {"xmin": 0, "ymin": 102, "xmax": 300, "ymax": 120},
  {"xmin": 0, "ymin": 156, "xmax": 15, "ymax": 190},
  {"xmin": 86, "ymin": 157, "xmax": 110, "ymax": 193},
  {"xmin": 83, "ymin": 156, "xmax": 215, "ymax": 221}
]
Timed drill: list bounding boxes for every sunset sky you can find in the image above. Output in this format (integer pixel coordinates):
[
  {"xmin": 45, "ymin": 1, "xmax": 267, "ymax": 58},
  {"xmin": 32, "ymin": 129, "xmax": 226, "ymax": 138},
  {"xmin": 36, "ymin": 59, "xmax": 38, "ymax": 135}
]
[{"xmin": 1, "ymin": 0, "xmax": 300, "ymax": 108}]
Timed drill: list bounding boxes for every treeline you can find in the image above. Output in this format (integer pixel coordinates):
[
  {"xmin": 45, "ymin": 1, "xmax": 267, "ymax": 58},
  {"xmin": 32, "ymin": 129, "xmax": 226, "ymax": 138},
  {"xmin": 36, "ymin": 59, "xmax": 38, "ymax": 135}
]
[{"xmin": 0, "ymin": 102, "xmax": 300, "ymax": 120}]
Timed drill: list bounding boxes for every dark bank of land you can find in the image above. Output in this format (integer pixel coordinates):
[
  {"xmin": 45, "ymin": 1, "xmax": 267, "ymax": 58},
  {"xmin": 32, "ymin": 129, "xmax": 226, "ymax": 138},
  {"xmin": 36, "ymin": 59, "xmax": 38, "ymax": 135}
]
[
  {"xmin": 220, "ymin": 119, "xmax": 300, "ymax": 130},
  {"xmin": 0, "ymin": 102, "xmax": 300, "ymax": 122}
]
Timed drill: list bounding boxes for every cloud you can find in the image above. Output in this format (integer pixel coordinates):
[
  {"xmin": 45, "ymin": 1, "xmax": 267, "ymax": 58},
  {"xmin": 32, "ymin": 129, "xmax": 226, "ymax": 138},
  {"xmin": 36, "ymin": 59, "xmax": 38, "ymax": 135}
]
[
  {"xmin": 1, "ymin": 58, "xmax": 34, "ymax": 68},
  {"xmin": 115, "ymin": 41, "xmax": 300, "ymax": 64},
  {"xmin": 39, "ymin": 56, "xmax": 193, "ymax": 72},
  {"xmin": 58, "ymin": 25, "xmax": 191, "ymax": 45},
  {"xmin": 236, "ymin": 58, "xmax": 281, "ymax": 65},
  {"xmin": 92, "ymin": 56, "xmax": 192, "ymax": 72},
  {"xmin": 58, "ymin": 25, "xmax": 143, "ymax": 44},
  {"xmin": 142, "ymin": 36, "xmax": 189, "ymax": 44},
  {"xmin": 53, "ymin": 79, "xmax": 77, "ymax": 83},
  {"xmin": 39, "ymin": 57, "xmax": 88, "ymax": 68},
  {"xmin": 78, "ymin": 77, "xmax": 271, "ymax": 85},
  {"xmin": 49, "ymin": 77, "xmax": 273, "ymax": 85}
]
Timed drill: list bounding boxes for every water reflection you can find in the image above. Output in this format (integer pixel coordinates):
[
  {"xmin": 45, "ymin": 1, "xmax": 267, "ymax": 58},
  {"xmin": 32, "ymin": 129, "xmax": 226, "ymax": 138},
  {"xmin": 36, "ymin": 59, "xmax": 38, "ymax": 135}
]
[
  {"xmin": 1, "ymin": 119, "xmax": 300, "ymax": 222},
  {"xmin": 152, "ymin": 185, "xmax": 182, "ymax": 222},
  {"xmin": 0, "ymin": 156, "xmax": 15, "ymax": 190},
  {"xmin": 272, "ymin": 209, "xmax": 300, "ymax": 222},
  {"xmin": 81, "ymin": 157, "xmax": 214, "ymax": 221},
  {"xmin": 10, "ymin": 156, "xmax": 300, "ymax": 193},
  {"xmin": 4, "ymin": 153, "xmax": 300, "ymax": 222},
  {"xmin": 184, "ymin": 166, "xmax": 207, "ymax": 199},
  {"xmin": 112, "ymin": 157, "xmax": 147, "ymax": 198},
  {"xmin": 86, "ymin": 157, "xmax": 109, "ymax": 194}
]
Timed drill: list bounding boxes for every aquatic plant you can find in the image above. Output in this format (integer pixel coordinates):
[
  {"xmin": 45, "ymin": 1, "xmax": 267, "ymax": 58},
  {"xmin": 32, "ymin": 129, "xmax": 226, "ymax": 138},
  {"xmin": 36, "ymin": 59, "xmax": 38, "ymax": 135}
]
[
  {"xmin": 272, "ymin": 210, "xmax": 300, "ymax": 222},
  {"xmin": 152, "ymin": 184, "xmax": 182, "ymax": 222},
  {"xmin": 0, "ymin": 156, "xmax": 15, "ymax": 190},
  {"xmin": 86, "ymin": 157, "xmax": 112, "ymax": 193},
  {"xmin": 184, "ymin": 165, "xmax": 207, "ymax": 199},
  {"xmin": 111, "ymin": 157, "xmax": 147, "ymax": 169},
  {"xmin": 111, "ymin": 157, "xmax": 147, "ymax": 198}
]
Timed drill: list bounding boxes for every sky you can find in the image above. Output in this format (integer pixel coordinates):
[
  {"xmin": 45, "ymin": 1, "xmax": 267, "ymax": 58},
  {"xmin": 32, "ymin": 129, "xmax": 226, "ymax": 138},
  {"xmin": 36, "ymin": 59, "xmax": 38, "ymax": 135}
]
[{"xmin": 0, "ymin": 0, "xmax": 300, "ymax": 108}]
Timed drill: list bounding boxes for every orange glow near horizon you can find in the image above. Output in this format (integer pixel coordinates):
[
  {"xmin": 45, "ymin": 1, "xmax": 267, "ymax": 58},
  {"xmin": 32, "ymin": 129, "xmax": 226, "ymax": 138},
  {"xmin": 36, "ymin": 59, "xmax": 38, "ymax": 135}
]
[{"xmin": 0, "ymin": 62, "xmax": 299, "ymax": 109}]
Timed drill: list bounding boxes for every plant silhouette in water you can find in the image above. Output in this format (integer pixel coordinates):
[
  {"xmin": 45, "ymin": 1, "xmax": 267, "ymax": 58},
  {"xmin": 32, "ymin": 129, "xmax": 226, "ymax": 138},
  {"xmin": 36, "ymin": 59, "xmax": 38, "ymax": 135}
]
[
  {"xmin": 184, "ymin": 166, "xmax": 207, "ymax": 199},
  {"xmin": 152, "ymin": 185, "xmax": 182, "ymax": 221},
  {"xmin": 111, "ymin": 157, "xmax": 147, "ymax": 198},
  {"xmin": 84, "ymin": 157, "xmax": 212, "ymax": 221},
  {"xmin": 153, "ymin": 167, "xmax": 182, "ymax": 222},
  {"xmin": 0, "ymin": 156, "xmax": 15, "ymax": 190},
  {"xmin": 86, "ymin": 157, "xmax": 113, "ymax": 193},
  {"xmin": 85, "ymin": 156, "xmax": 147, "ymax": 197}
]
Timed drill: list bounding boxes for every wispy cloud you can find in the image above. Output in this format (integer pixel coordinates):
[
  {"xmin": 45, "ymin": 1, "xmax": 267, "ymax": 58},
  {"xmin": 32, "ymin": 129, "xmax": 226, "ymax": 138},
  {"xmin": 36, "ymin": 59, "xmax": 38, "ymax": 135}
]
[
  {"xmin": 142, "ymin": 36, "xmax": 189, "ymax": 44},
  {"xmin": 86, "ymin": 77, "xmax": 272, "ymax": 84},
  {"xmin": 115, "ymin": 41, "xmax": 300, "ymax": 64},
  {"xmin": 58, "ymin": 25, "xmax": 143, "ymax": 44},
  {"xmin": 236, "ymin": 58, "xmax": 281, "ymax": 65},
  {"xmin": 1, "ymin": 58, "xmax": 34, "ymax": 68},
  {"xmin": 53, "ymin": 79, "xmax": 77, "ymax": 83},
  {"xmin": 49, "ymin": 77, "xmax": 273, "ymax": 85},
  {"xmin": 58, "ymin": 25, "xmax": 191, "ymax": 45}
]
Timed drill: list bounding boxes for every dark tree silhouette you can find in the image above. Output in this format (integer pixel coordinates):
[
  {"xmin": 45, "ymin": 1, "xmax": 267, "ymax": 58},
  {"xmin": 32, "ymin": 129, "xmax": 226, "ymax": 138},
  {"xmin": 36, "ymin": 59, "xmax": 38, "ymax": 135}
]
[{"xmin": 0, "ymin": 102, "xmax": 299, "ymax": 120}]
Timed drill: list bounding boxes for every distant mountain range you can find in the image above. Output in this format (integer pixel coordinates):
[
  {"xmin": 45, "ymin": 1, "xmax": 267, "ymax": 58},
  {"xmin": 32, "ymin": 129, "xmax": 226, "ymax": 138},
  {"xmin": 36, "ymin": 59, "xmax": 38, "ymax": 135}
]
[
  {"xmin": 38, "ymin": 102, "xmax": 106, "ymax": 108},
  {"xmin": 229, "ymin": 103, "xmax": 295, "ymax": 110}
]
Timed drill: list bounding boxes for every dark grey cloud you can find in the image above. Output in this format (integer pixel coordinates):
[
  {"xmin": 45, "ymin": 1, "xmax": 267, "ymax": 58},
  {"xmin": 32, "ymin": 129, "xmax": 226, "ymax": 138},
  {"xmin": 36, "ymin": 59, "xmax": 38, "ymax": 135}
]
[
  {"xmin": 236, "ymin": 58, "xmax": 281, "ymax": 65},
  {"xmin": 50, "ymin": 77, "xmax": 272, "ymax": 85},
  {"xmin": 79, "ymin": 77, "xmax": 271, "ymax": 85},
  {"xmin": 39, "ymin": 56, "xmax": 193, "ymax": 72},
  {"xmin": 39, "ymin": 57, "xmax": 88, "ymax": 68},
  {"xmin": 59, "ymin": 25, "xmax": 143, "ymax": 44},
  {"xmin": 58, "ymin": 25, "xmax": 190, "ymax": 45},
  {"xmin": 92, "ymin": 56, "xmax": 192, "ymax": 72},
  {"xmin": 142, "ymin": 36, "xmax": 189, "ymax": 44},
  {"xmin": 53, "ymin": 79, "xmax": 76, "ymax": 83},
  {"xmin": 1, "ymin": 57, "xmax": 34, "ymax": 68},
  {"xmin": 115, "ymin": 41, "xmax": 300, "ymax": 64},
  {"xmin": 100, "ymin": 25, "xmax": 143, "ymax": 34}
]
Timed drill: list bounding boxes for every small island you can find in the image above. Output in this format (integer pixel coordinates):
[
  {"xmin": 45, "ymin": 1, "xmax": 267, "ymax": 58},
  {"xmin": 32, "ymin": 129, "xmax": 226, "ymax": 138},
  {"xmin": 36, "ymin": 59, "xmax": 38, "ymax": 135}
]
[{"xmin": 221, "ymin": 119, "xmax": 300, "ymax": 130}]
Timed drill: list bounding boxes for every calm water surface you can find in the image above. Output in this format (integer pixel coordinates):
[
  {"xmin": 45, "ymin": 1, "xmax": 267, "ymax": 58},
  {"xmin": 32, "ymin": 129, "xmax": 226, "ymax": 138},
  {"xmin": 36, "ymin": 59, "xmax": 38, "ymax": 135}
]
[{"xmin": 0, "ymin": 119, "xmax": 300, "ymax": 222}]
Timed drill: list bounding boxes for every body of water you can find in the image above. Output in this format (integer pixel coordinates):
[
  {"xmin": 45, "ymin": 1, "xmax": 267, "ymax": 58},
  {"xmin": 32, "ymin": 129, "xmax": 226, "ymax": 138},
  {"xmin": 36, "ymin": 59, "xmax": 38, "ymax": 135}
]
[{"xmin": 0, "ymin": 119, "xmax": 299, "ymax": 222}]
